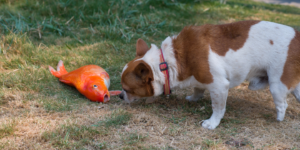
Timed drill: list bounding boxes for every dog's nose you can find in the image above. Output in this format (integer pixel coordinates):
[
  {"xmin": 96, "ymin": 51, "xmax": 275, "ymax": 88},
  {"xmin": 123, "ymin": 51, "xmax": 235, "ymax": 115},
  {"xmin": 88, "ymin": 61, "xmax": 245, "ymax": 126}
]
[{"xmin": 119, "ymin": 93, "xmax": 124, "ymax": 100}]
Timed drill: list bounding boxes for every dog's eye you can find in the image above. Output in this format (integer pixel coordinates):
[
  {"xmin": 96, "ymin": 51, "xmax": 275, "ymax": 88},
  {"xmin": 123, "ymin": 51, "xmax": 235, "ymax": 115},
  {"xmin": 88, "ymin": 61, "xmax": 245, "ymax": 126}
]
[{"xmin": 93, "ymin": 85, "xmax": 98, "ymax": 88}]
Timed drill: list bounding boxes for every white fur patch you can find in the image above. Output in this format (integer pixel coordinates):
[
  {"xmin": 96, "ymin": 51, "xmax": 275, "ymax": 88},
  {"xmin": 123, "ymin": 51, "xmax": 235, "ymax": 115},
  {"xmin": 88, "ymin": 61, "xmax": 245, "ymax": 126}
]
[
  {"xmin": 134, "ymin": 58, "xmax": 143, "ymax": 62},
  {"xmin": 207, "ymin": 21, "xmax": 295, "ymax": 89},
  {"xmin": 199, "ymin": 21, "xmax": 296, "ymax": 129},
  {"xmin": 121, "ymin": 63, "xmax": 128, "ymax": 76},
  {"xmin": 142, "ymin": 44, "xmax": 165, "ymax": 96}
]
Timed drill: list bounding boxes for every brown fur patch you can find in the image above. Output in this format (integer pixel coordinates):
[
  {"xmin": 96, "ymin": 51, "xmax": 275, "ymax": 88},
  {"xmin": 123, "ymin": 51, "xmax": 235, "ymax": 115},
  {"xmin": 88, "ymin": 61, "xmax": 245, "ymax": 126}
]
[
  {"xmin": 270, "ymin": 40, "xmax": 274, "ymax": 45},
  {"xmin": 172, "ymin": 20, "xmax": 260, "ymax": 83},
  {"xmin": 210, "ymin": 20, "xmax": 260, "ymax": 56},
  {"xmin": 281, "ymin": 30, "xmax": 300, "ymax": 89},
  {"xmin": 121, "ymin": 60, "xmax": 154, "ymax": 97}
]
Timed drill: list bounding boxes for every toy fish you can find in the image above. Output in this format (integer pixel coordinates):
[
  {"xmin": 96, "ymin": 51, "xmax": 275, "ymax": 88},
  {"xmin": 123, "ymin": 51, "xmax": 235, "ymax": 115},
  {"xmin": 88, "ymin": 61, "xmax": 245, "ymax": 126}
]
[{"xmin": 49, "ymin": 60, "xmax": 121, "ymax": 103}]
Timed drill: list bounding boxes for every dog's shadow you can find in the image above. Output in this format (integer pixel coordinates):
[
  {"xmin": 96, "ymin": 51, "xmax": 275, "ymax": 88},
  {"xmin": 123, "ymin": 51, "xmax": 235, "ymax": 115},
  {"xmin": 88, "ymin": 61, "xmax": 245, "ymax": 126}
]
[{"xmin": 127, "ymin": 87, "xmax": 300, "ymax": 123}]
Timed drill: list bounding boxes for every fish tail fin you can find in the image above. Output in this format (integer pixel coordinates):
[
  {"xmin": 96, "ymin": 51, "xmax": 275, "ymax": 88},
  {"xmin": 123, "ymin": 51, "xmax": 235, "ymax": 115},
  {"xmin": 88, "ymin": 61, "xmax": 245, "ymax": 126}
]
[{"xmin": 49, "ymin": 60, "xmax": 68, "ymax": 78}]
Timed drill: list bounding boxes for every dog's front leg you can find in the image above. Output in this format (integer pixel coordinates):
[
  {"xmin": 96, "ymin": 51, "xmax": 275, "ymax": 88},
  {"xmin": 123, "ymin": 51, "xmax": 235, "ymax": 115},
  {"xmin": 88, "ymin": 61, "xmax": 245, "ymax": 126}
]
[{"xmin": 202, "ymin": 82, "xmax": 229, "ymax": 130}]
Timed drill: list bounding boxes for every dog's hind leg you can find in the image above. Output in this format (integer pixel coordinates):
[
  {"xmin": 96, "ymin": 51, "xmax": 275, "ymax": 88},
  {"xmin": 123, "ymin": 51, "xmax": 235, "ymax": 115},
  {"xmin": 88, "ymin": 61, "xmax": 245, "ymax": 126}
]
[
  {"xmin": 292, "ymin": 83, "xmax": 300, "ymax": 103},
  {"xmin": 185, "ymin": 87, "xmax": 205, "ymax": 102},
  {"xmin": 269, "ymin": 82, "xmax": 288, "ymax": 121}
]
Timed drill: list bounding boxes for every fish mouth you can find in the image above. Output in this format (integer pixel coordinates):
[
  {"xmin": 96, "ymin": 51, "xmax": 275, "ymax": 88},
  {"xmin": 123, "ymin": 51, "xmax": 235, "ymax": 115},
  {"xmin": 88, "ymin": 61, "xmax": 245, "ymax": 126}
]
[{"xmin": 103, "ymin": 94, "xmax": 109, "ymax": 103}]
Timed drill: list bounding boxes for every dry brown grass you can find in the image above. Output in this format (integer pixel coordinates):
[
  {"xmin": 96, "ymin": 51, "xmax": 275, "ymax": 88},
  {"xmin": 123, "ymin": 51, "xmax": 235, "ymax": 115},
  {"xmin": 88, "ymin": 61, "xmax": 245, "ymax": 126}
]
[{"xmin": 1, "ymin": 82, "xmax": 300, "ymax": 149}]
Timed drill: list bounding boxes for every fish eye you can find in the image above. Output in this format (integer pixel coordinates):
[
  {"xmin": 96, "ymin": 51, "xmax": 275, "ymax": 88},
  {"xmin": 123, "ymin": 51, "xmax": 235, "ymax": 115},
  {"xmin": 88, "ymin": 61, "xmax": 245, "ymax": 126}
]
[{"xmin": 93, "ymin": 85, "xmax": 98, "ymax": 88}]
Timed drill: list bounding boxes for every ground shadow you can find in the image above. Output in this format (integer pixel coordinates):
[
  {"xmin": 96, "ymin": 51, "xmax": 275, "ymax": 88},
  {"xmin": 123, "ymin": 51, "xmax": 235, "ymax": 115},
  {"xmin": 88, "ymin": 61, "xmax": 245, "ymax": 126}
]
[{"xmin": 128, "ymin": 87, "xmax": 300, "ymax": 125}]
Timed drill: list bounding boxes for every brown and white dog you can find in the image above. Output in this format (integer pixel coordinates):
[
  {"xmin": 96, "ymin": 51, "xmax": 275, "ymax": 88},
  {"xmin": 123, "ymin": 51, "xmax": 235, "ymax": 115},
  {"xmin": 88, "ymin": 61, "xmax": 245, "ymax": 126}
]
[{"xmin": 119, "ymin": 20, "xmax": 300, "ymax": 129}]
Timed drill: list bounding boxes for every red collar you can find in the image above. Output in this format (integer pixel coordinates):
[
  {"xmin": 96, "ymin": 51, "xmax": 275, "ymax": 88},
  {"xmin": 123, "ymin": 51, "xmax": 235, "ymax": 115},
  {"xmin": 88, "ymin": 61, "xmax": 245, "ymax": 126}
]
[{"xmin": 159, "ymin": 49, "xmax": 171, "ymax": 95}]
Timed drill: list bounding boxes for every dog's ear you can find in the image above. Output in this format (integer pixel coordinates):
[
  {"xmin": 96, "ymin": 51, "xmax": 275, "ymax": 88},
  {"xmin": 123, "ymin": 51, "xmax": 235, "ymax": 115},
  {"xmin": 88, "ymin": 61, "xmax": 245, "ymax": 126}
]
[
  {"xmin": 136, "ymin": 38, "xmax": 149, "ymax": 57},
  {"xmin": 134, "ymin": 62, "xmax": 153, "ymax": 84}
]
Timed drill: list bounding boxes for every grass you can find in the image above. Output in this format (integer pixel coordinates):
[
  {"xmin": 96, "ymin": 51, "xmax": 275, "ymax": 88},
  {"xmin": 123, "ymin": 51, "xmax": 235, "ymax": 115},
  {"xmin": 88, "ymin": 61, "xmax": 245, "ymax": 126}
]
[
  {"xmin": 1, "ymin": 0, "xmax": 300, "ymax": 149},
  {"xmin": 93, "ymin": 109, "xmax": 132, "ymax": 128},
  {"xmin": 121, "ymin": 132, "xmax": 148, "ymax": 146},
  {"xmin": 41, "ymin": 124, "xmax": 106, "ymax": 149},
  {"xmin": 0, "ymin": 120, "xmax": 16, "ymax": 138},
  {"xmin": 202, "ymin": 139, "xmax": 223, "ymax": 149},
  {"xmin": 41, "ymin": 109, "xmax": 132, "ymax": 149}
]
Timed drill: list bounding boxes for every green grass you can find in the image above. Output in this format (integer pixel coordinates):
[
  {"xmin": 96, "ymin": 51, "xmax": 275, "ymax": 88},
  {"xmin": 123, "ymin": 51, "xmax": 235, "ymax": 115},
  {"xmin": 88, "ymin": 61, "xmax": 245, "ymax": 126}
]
[
  {"xmin": 93, "ymin": 109, "xmax": 132, "ymax": 128},
  {"xmin": 1, "ymin": 0, "xmax": 194, "ymax": 45},
  {"xmin": 42, "ymin": 109, "xmax": 132, "ymax": 149},
  {"xmin": 121, "ymin": 132, "xmax": 148, "ymax": 146},
  {"xmin": 0, "ymin": 120, "xmax": 16, "ymax": 138},
  {"xmin": 2, "ymin": 0, "xmax": 298, "ymax": 113},
  {"xmin": 181, "ymin": 99, "xmax": 213, "ymax": 118},
  {"xmin": 1, "ymin": 0, "xmax": 299, "ymax": 98},
  {"xmin": 0, "ymin": 120, "xmax": 17, "ymax": 139},
  {"xmin": 1, "ymin": 0, "xmax": 300, "ymax": 149},
  {"xmin": 202, "ymin": 139, "xmax": 223, "ymax": 149},
  {"xmin": 41, "ymin": 124, "xmax": 107, "ymax": 149}
]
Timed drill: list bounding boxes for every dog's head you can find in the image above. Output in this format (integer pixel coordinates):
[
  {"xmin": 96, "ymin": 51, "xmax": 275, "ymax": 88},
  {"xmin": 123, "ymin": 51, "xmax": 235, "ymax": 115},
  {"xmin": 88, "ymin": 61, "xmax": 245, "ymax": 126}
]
[{"xmin": 119, "ymin": 39, "xmax": 158, "ymax": 103}]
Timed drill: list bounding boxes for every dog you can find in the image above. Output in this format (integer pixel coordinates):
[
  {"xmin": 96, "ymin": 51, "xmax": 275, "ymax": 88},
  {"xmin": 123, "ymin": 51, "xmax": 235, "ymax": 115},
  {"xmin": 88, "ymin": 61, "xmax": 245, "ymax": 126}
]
[{"xmin": 119, "ymin": 20, "xmax": 300, "ymax": 129}]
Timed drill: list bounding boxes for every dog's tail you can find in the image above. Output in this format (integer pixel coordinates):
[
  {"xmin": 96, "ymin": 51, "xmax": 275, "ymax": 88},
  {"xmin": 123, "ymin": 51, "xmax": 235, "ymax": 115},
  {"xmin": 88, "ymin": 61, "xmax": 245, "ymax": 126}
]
[{"xmin": 49, "ymin": 60, "xmax": 68, "ymax": 78}]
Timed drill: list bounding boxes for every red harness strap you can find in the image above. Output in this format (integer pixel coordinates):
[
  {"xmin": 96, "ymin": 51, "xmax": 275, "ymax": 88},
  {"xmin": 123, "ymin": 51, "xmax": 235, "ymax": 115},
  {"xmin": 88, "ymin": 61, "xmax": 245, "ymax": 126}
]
[{"xmin": 159, "ymin": 49, "xmax": 171, "ymax": 95}]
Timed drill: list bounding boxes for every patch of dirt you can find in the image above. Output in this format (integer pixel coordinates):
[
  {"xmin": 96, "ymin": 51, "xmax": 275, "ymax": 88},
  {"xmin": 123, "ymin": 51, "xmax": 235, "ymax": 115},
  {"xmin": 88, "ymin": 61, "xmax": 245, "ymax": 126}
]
[{"xmin": 1, "ymin": 82, "xmax": 300, "ymax": 149}]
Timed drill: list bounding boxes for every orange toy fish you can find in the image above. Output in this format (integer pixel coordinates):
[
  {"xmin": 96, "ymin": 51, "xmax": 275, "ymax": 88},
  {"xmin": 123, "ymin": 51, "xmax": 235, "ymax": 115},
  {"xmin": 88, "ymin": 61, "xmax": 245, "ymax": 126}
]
[{"xmin": 49, "ymin": 60, "xmax": 121, "ymax": 103}]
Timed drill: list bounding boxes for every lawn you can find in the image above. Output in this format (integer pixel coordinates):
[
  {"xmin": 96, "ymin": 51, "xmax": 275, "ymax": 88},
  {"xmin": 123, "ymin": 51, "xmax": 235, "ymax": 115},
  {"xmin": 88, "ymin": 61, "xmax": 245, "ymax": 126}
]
[{"xmin": 1, "ymin": 0, "xmax": 300, "ymax": 149}]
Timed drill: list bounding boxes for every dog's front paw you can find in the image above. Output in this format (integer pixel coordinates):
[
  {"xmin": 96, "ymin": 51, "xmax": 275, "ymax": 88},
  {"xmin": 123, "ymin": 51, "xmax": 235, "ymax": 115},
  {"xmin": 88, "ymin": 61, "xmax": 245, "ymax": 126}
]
[
  {"xmin": 276, "ymin": 112, "xmax": 285, "ymax": 121},
  {"xmin": 276, "ymin": 103, "xmax": 288, "ymax": 121},
  {"xmin": 202, "ymin": 119, "xmax": 220, "ymax": 130}
]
